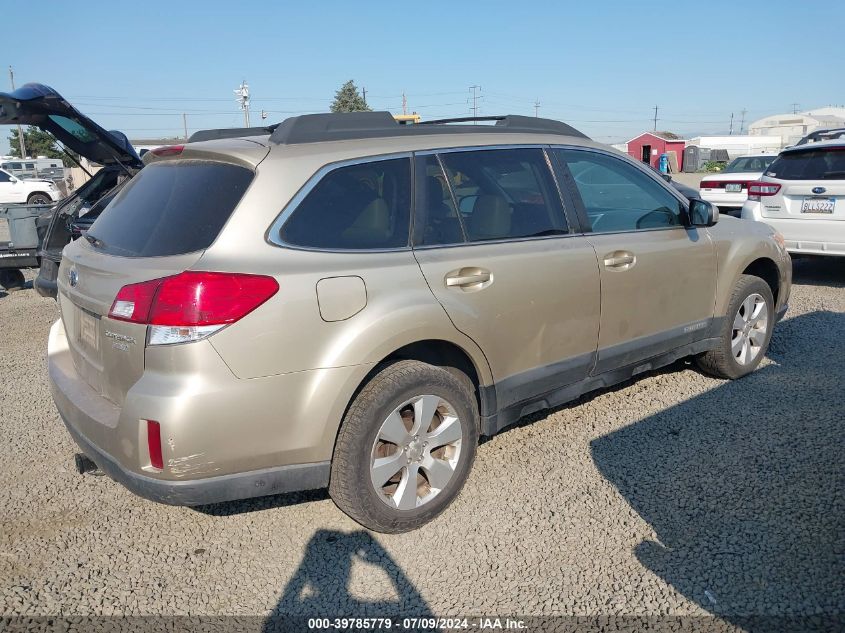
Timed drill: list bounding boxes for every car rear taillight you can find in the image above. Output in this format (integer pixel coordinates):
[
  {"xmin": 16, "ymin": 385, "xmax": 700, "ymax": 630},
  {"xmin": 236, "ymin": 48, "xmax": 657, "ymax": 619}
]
[
  {"xmin": 747, "ymin": 181, "xmax": 782, "ymax": 201},
  {"xmin": 147, "ymin": 420, "xmax": 163, "ymax": 470},
  {"xmin": 108, "ymin": 272, "xmax": 279, "ymax": 345},
  {"xmin": 699, "ymin": 180, "xmax": 722, "ymax": 189},
  {"xmin": 150, "ymin": 145, "xmax": 184, "ymax": 157}
]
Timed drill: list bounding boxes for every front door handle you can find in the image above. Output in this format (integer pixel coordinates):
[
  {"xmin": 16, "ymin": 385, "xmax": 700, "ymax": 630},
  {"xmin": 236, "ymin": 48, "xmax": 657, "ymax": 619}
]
[
  {"xmin": 445, "ymin": 267, "xmax": 492, "ymax": 289},
  {"xmin": 603, "ymin": 251, "xmax": 636, "ymax": 270}
]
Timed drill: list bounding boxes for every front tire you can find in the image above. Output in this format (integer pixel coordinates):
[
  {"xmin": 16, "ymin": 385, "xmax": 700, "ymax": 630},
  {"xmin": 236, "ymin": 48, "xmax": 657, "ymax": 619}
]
[
  {"xmin": 696, "ymin": 274, "xmax": 774, "ymax": 379},
  {"xmin": 329, "ymin": 360, "xmax": 478, "ymax": 533}
]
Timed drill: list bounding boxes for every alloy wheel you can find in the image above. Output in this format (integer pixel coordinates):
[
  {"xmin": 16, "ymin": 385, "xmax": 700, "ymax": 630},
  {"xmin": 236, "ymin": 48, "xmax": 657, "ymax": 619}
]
[
  {"xmin": 370, "ymin": 394, "xmax": 463, "ymax": 510},
  {"xmin": 731, "ymin": 293, "xmax": 768, "ymax": 365}
]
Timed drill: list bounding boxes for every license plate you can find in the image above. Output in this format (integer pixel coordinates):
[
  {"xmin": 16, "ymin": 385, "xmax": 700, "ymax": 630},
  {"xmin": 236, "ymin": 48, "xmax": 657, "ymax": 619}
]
[
  {"xmin": 79, "ymin": 310, "xmax": 99, "ymax": 351},
  {"xmin": 725, "ymin": 184, "xmax": 742, "ymax": 193},
  {"xmin": 801, "ymin": 197, "xmax": 834, "ymax": 214}
]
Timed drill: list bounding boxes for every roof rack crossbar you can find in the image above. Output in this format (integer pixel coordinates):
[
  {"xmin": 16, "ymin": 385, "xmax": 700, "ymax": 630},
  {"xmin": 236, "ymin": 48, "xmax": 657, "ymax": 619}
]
[{"xmin": 264, "ymin": 111, "xmax": 588, "ymax": 145}]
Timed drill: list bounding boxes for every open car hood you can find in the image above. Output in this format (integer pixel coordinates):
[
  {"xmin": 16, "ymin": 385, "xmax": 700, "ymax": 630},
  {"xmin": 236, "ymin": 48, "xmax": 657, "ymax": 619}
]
[{"xmin": 0, "ymin": 83, "xmax": 142, "ymax": 169}]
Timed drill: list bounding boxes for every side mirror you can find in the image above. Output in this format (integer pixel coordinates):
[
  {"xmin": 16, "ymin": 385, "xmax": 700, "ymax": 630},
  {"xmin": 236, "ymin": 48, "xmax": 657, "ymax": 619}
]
[{"xmin": 689, "ymin": 198, "xmax": 719, "ymax": 227}]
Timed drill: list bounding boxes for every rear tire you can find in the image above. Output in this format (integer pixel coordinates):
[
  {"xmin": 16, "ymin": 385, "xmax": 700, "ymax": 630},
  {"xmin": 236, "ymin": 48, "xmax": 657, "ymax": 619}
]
[
  {"xmin": 26, "ymin": 192, "xmax": 52, "ymax": 205},
  {"xmin": 329, "ymin": 360, "xmax": 478, "ymax": 533},
  {"xmin": 696, "ymin": 274, "xmax": 774, "ymax": 379},
  {"xmin": 0, "ymin": 268, "xmax": 26, "ymax": 292}
]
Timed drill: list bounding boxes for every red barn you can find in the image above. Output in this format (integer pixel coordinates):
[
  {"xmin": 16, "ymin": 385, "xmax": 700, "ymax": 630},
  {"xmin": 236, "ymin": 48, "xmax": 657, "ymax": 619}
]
[{"xmin": 626, "ymin": 132, "xmax": 686, "ymax": 172}]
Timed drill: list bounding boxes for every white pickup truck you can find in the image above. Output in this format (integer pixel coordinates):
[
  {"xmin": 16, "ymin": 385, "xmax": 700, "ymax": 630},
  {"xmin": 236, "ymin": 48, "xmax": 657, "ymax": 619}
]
[{"xmin": 0, "ymin": 167, "xmax": 61, "ymax": 205}]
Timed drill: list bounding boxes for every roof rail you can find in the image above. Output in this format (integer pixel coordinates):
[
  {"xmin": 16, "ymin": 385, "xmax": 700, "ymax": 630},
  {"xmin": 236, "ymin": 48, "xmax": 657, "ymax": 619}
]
[
  {"xmin": 267, "ymin": 111, "xmax": 588, "ymax": 145},
  {"xmin": 188, "ymin": 125, "xmax": 277, "ymax": 143}
]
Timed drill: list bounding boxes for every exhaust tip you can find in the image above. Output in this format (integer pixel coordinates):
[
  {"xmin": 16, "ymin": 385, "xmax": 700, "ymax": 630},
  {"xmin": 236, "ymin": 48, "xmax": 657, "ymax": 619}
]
[{"xmin": 74, "ymin": 453, "xmax": 101, "ymax": 475}]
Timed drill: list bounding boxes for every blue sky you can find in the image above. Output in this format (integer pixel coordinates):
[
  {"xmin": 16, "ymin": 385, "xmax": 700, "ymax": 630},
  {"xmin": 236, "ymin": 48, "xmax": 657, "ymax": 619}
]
[{"xmin": 3, "ymin": 0, "xmax": 844, "ymax": 154}]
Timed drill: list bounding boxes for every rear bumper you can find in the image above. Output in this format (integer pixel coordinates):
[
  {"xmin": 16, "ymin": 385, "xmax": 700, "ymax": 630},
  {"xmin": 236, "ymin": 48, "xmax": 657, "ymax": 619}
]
[
  {"xmin": 34, "ymin": 258, "xmax": 59, "ymax": 298},
  {"xmin": 62, "ymin": 415, "xmax": 329, "ymax": 506},
  {"xmin": 700, "ymin": 190, "xmax": 746, "ymax": 209},
  {"xmin": 48, "ymin": 319, "xmax": 370, "ymax": 506},
  {"xmin": 742, "ymin": 201, "xmax": 845, "ymax": 256}
]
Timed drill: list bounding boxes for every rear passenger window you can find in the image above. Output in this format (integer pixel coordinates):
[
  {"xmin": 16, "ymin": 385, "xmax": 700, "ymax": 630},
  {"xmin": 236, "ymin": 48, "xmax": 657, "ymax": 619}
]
[
  {"xmin": 280, "ymin": 158, "xmax": 411, "ymax": 249},
  {"xmin": 555, "ymin": 149, "xmax": 683, "ymax": 233},
  {"xmin": 438, "ymin": 149, "xmax": 567, "ymax": 242}
]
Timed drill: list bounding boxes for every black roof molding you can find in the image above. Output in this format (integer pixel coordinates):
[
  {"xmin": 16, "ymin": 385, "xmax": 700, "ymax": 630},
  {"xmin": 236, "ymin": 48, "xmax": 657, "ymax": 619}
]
[
  {"xmin": 265, "ymin": 111, "xmax": 588, "ymax": 145},
  {"xmin": 188, "ymin": 125, "xmax": 276, "ymax": 143}
]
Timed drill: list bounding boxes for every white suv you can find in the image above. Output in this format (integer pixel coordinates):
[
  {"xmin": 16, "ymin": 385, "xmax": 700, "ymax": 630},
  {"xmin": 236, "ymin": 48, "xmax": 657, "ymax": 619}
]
[
  {"xmin": 742, "ymin": 141, "xmax": 845, "ymax": 256},
  {"xmin": 0, "ymin": 167, "xmax": 61, "ymax": 205}
]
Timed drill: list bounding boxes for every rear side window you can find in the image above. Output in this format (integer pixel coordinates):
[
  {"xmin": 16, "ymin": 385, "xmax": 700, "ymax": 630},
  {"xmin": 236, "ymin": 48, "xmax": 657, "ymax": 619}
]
[
  {"xmin": 87, "ymin": 160, "xmax": 253, "ymax": 257},
  {"xmin": 279, "ymin": 158, "xmax": 411, "ymax": 249},
  {"xmin": 766, "ymin": 149, "xmax": 845, "ymax": 180},
  {"xmin": 438, "ymin": 148, "xmax": 567, "ymax": 242}
]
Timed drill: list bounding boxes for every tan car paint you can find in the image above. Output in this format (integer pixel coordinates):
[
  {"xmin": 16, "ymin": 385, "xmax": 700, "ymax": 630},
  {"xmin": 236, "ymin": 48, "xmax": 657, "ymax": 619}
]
[
  {"xmin": 586, "ymin": 227, "xmax": 716, "ymax": 354},
  {"xmin": 414, "ymin": 236, "xmax": 600, "ymax": 383},
  {"xmin": 50, "ymin": 129, "xmax": 791, "ymax": 488}
]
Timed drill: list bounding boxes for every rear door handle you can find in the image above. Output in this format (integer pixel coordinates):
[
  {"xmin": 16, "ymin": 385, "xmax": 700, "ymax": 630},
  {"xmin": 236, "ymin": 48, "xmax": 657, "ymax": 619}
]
[
  {"xmin": 445, "ymin": 268, "xmax": 492, "ymax": 288},
  {"xmin": 603, "ymin": 252, "xmax": 636, "ymax": 270}
]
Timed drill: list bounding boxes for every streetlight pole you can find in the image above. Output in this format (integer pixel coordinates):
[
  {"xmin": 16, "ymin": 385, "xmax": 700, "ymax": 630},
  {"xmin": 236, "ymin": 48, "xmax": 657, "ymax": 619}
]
[{"xmin": 8, "ymin": 66, "xmax": 27, "ymax": 159}]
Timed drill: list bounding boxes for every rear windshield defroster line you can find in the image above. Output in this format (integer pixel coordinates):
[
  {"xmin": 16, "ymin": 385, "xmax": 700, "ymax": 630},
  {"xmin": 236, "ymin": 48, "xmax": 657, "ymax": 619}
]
[{"xmin": 86, "ymin": 160, "xmax": 254, "ymax": 257}]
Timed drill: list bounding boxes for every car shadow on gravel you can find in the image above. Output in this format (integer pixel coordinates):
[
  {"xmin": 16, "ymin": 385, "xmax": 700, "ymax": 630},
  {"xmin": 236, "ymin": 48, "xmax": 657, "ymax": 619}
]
[
  {"xmin": 591, "ymin": 310, "xmax": 845, "ymax": 630},
  {"xmin": 194, "ymin": 488, "xmax": 330, "ymax": 517},
  {"xmin": 262, "ymin": 529, "xmax": 433, "ymax": 631},
  {"xmin": 790, "ymin": 256, "xmax": 844, "ymax": 289}
]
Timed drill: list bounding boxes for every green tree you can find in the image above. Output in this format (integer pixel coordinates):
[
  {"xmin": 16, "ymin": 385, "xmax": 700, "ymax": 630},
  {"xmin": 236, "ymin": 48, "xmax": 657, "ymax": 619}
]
[
  {"xmin": 7, "ymin": 126, "xmax": 79, "ymax": 165},
  {"xmin": 330, "ymin": 80, "xmax": 371, "ymax": 113}
]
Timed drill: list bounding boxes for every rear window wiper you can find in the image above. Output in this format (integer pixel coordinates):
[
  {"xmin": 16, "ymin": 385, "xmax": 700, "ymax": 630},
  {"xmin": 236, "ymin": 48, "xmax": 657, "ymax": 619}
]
[{"xmin": 84, "ymin": 233, "xmax": 106, "ymax": 249}]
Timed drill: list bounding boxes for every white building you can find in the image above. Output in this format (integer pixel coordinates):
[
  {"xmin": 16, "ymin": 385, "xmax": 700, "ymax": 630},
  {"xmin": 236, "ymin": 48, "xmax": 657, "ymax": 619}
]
[
  {"xmin": 687, "ymin": 135, "xmax": 782, "ymax": 158},
  {"xmin": 748, "ymin": 108, "xmax": 845, "ymax": 147}
]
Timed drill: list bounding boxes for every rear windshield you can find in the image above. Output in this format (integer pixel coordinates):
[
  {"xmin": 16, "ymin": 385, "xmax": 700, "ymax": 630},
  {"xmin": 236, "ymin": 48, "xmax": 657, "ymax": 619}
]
[
  {"xmin": 765, "ymin": 149, "xmax": 845, "ymax": 180},
  {"xmin": 724, "ymin": 156, "xmax": 774, "ymax": 173},
  {"xmin": 87, "ymin": 160, "xmax": 253, "ymax": 257}
]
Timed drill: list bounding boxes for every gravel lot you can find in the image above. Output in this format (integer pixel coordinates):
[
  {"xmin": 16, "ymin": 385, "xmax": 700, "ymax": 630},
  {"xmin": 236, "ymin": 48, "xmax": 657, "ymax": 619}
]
[{"xmin": 0, "ymin": 258, "xmax": 843, "ymax": 630}]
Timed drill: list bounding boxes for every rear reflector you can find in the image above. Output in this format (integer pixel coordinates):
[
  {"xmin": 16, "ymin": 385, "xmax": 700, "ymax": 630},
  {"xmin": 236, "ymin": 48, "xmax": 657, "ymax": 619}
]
[
  {"xmin": 147, "ymin": 420, "xmax": 163, "ymax": 469},
  {"xmin": 747, "ymin": 181, "xmax": 782, "ymax": 201},
  {"xmin": 109, "ymin": 271, "xmax": 279, "ymax": 345}
]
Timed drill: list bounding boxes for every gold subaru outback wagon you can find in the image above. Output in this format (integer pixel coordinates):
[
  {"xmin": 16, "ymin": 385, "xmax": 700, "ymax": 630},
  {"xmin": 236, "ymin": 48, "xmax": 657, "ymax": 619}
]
[{"xmin": 48, "ymin": 112, "xmax": 791, "ymax": 532}]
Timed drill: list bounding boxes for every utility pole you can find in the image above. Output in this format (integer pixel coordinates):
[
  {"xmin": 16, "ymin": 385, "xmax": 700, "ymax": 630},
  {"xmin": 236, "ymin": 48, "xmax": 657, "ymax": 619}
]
[
  {"xmin": 234, "ymin": 80, "xmax": 250, "ymax": 127},
  {"xmin": 729, "ymin": 112, "xmax": 734, "ymax": 135},
  {"xmin": 653, "ymin": 105, "xmax": 659, "ymax": 131},
  {"xmin": 362, "ymin": 87, "xmax": 367, "ymax": 108},
  {"xmin": 182, "ymin": 113, "xmax": 188, "ymax": 140},
  {"xmin": 791, "ymin": 102, "xmax": 800, "ymax": 114},
  {"xmin": 739, "ymin": 108, "xmax": 747, "ymax": 134},
  {"xmin": 534, "ymin": 99, "xmax": 540, "ymax": 117},
  {"xmin": 402, "ymin": 92, "xmax": 407, "ymax": 115},
  {"xmin": 469, "ymin": 85, "xmax": 481, "ymax": 123},
  {"xmin": 8, "ymin": 66, "xmax": 27, "ymax": 159}
]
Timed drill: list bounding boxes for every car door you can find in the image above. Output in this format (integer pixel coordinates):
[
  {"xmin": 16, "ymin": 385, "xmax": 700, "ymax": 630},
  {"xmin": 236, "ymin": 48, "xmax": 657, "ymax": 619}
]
[
  {"xmin": 0, "ymin": 169, "xmax": 23, "ymax": 203},
  {"xmin": 551, "ymin": 147, "xmax": 717, "ymax": 374},
  {"xmin": 412, "ymin": 147, "xmax": 601, "ymax": 413}
]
